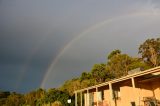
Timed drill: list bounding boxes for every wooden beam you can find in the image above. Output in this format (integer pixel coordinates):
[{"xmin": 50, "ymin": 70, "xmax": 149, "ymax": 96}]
[
  {"xmin": 80, "ymin": 92, "xmax": 82, "ymax": 106},
  {"xmin": 131, "ymin": 77, "xmax": 136, "ymax": 105},
  {"xmin": 75, "ymin": 92, "xmax": 77, "ymax": 106},
  {"xmin": 96, "ymin": 87, "xmax": 99, "ymax": 106},
  {"xmin": 109, "ymin": 82, "xmax": 113, "ymax": 106}
]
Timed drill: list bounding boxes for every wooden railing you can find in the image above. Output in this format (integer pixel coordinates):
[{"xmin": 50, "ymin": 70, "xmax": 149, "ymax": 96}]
[{"xmin": 143, "ymin": 97, "xmax": 160, "ymax": 106}]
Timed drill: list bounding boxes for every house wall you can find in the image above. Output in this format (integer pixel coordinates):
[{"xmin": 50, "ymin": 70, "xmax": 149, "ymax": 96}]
[
  {"xmin": 119, "ymin": 86, "xmax": 134, "ymax": 106},
  {"xmin": 119, "ymin": 83, "xmax": 156, "ymax": 106},
  {"xmin": 104, "ymin": 89, "xmax": 110, "ymax": 106},
  {"xmin": 140, "ymin": 83, "xmax": 154, "ymax": 97},
  {"xmin": 94, "ymin": 85, "xmax": 138, "ymax": 106},
  {"xmin": 135, "ymin": 81, "xmax": 160, "ymax": 106},
  {"xmin": 84, "ymin": 93, "xmax": 87, "ymax": 106},
  {"xmin": 91, "ymin": 89, "xmax": 110, "ymax": 106},
  {"xmin": 83, "ymin": 79, "xmax": 160, "ymax": 106},
  {"xmin": 118, "ymin": 81, "xmax": 160, "ymax": 106},
  {"xmin": 93, "ymin": 92, "xmax": 96, "ymax": 105},
  {"xmin": 152, "ymin": 80, "xmax": 160, "ymax": 100}
]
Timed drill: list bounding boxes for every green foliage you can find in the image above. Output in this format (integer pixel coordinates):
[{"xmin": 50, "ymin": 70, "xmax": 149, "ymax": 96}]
[
  {"xmin": 127, "ymin": 58, "xmax": 150, "ymax": 71},
  {"xmin": 107, "ymin": 49, "xmax": 121, "ymax": 59},
  {"xmin": 60, "ymin": 78, "xmax": 81, "ymax": 96},
  {"xmin": 44, "ymin": 88, "xmax": 73, "ymax": 106},
  {"xmin": 80, "ymin": 72, "xmax": 92, "ymax": 81},
  {"xmin": 107, "ymin": 52, "xmax": 129, "ymax": 77},
  {"xmin": 4, "ymin": 93, "xmax": 25, "ymax": 106},
  {"xmin": 0, "ymin": 91, "xmax": 11, "ymax": 106},
  {"xmin": 22, "ymin": 88, "xmax": 46, "ymax": 106},
  {"xmin": 0, "ymin": 91, "xmax": 10, "ymax": 99},
  {"xmin": 35, "ymin": 88, "xmax": 46, "ymax": 105},
  {"xmin": 0, "ymin": 98, "xmax": 6, "ymax": 106},
  {"xmin": 139, "ymin": 38, "xmax": 160, "ymax": 67},
  {"xmin": 80, "ymin": 79, "xmax": 96, "ymax": 87},
  {"xmin": 91, "ymin": 63, "xmax": 111, "ymax": 83},
  {"xmin": 107, "ymin": 51, "xmax": 146, "ymax": 78},
  {"xmin": 52, "ymin": 101, "xmax": 62, "ymax": 106}
]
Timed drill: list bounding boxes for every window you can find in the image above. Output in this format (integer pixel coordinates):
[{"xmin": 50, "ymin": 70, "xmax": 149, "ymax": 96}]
[
  {"xmin": 101, "ymin": 90, "xmax": 104, "ymax": 100},
  {"xmin": 98, "ymin": 90, "xmax": 104, "ymax": 101},
  {"xmin": 113, "ymin": 88, "xmax": 120, "ymax": 99},
  {"xmin": 89, "ymin": 93, "xmax": 94, "ymax": 106},
  {"xmin": 131, "ymin": 102, "xmax": 136, "ymax": 106}
]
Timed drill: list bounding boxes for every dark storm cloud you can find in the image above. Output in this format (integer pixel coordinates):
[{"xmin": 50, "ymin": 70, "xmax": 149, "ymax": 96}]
[
  {"xmin": 0, "ymin": 0, "xmax": 72, "ymax": 92},
  {"xmin": 0, "ymin": 0, "xmax": 160, "ymax": 92}
]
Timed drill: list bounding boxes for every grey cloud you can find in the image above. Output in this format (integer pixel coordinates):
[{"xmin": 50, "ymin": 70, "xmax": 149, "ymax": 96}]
[{"xmin": 1, "ymin": 0, "xmax": 160, "ymax": 92}]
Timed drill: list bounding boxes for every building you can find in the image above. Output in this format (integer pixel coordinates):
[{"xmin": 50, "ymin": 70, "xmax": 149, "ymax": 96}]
[{"xmin": 74, "ymin": 66, "xmax": 160, "ymax": 106}]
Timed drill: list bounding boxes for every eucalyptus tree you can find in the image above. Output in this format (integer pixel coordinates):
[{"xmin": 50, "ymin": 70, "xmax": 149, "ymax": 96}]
[{"xmin": 139, "ymin": 38, "xmax": 160, "ymax": 67}]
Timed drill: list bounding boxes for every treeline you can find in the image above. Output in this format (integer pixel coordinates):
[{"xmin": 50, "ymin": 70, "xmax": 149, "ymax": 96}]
[
  {"xmin": 0, "ymin": 88, "xmax": 74, "ymax": 106},
  {"xmin": 0, "ymin": 37, "xmax": 160, "ymax": 106}
]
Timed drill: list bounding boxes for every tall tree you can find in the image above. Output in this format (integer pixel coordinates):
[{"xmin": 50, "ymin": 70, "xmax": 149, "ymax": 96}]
[
  {"xmin": 24, "ymin": 90, "xmax": 37, "ymax": 106},
  {"xmin": 35, "ymin": 88, "xmax": 46, "ymax": 106},
  {"xmin": 139, "ymin": 38, "xmax": 160, "ymax": 67},
  {"xmin": 107, "ymin": 49, "xmax": 121, "ymax": 59},
  {"xmin": 80, "ymin": 72, "xmax": 92, "ymax": 81},
  {"xmin": 4, "ymin": 93, "xmax": 25, "ymax": 106},
  {"xmin": 107, "ymin": 50, "xmax": 144, "ymax": 78},
  {"xmin": 44, "ymin": 88, "xmax": 73, "ymax": 106},
  {"xmin": 91, "ymin": 63, "xmax": 111, "ymax": 83},
  {"xmin": 60, "ymin": 78, "xmax": 81, "ymax": 96}
]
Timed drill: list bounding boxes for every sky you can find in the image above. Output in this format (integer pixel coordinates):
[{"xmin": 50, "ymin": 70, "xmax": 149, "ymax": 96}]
[{"xmin": 0, "ymin": 0, "xmax": 160, "ymax": 93}]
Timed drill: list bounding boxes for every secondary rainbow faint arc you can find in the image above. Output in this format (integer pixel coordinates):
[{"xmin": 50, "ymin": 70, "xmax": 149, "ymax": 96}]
[
  {"xmin": 15, "ymin": 28, "xmax": 56, "ymax": 90},
  {"xmin": 40, "ymin": 11, "xmax": 160, "ymax": 88}
]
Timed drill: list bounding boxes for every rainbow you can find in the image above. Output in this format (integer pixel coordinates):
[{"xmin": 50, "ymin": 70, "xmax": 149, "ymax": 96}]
[
  {"xmin": 15, "ymin": 27, "xmax": 55, "ymax": 90},
  {"xmin": 40, "ymin": 11, "xmax": 160, "ymax": 88}
]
